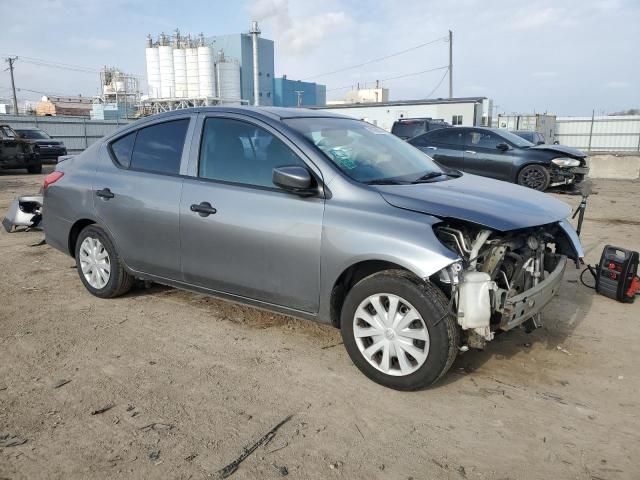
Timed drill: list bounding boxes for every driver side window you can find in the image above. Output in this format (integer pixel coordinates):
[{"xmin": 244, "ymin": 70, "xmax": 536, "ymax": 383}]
[
  {"xmin": 199, "ymin": 117, "xmax": 306, "ymax": 188},
  {"xmin": 468, "ymin": 131, "xmax": 503, "ymax": 149}
]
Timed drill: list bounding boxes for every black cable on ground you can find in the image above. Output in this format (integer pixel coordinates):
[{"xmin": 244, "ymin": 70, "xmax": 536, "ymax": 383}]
[{"xmin": 580, "ymin": 265, "xmax": 597, "ymax": 289}]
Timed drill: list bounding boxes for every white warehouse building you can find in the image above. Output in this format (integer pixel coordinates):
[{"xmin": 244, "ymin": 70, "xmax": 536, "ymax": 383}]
[{"xmin": 314, "ymin": 97, "xmax": 493, "ymax": 131}]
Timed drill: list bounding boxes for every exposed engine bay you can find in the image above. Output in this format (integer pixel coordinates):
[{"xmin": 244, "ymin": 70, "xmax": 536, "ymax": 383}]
[{"xmin": 433, "ymin": 221, "xmax": 572, "ymax": 348}]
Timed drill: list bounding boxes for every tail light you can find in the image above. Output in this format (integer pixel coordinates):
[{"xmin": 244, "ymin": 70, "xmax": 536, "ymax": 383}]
[{"xmin": 43, "ymin": 171, "xmax": 64, "ymax": 190}]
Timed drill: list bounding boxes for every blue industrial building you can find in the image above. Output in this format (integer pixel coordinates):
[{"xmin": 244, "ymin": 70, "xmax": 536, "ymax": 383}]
[
  {"xmin": 273, "ymin": 77, "xmax": 326, "ymax": 107},
  {"xmin": 207, "ymin": 34, "xmax": 275, "ymax": 106}
]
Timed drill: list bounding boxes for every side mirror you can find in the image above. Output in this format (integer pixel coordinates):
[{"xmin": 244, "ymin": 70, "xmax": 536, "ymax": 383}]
[
  {"xmin": 496, "ymin": 142, "xmax": 509, "ymax": 151},
  {"xmin": 536, "ymin": 140, "xmax": 544, "ymax": 145},
  {"xmin": 272, "ymin": 166, "xmax": 316, "ymax": 196}
]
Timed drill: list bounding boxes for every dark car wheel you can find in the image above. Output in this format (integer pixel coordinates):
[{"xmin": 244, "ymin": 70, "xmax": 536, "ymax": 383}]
[
  {"xmin": 517, "ymin": 164, "xmax": 550, "ymax": 191},
  {"xmin": 340, "ymin": 270, "xmax": 459, "ymax": 391},
  {"xmin": 75, "ymin": 225, "xmax": 134, "ymax": 298},
  {"xmin": 27, "ymin": 164, "xmax": 42, "ymax": 174}
]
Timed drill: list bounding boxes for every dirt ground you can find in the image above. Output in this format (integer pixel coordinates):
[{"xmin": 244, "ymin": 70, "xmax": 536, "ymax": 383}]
[{"xmin": 1, "ymin": 167, "xmax": 638, "ymax": 480}]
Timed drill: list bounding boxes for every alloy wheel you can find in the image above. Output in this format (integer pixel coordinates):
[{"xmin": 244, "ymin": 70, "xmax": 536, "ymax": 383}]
[
  {"xmin": 522, "ymin": 168, "xmax": 546, "ymax": 189},
  {"xmin": 353, "ymin": 293, "xmax": 430, "ymax": 376}
]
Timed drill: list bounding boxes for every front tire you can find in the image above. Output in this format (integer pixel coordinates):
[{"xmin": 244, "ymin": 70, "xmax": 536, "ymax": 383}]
[
  {"xmin": 75, "ymin": 225, "xmax": 133, "ymax": 298},
  {"xmin": 340, "ymin": 270, "xmax": 459, "ymax": 390},
  {"xmin": 517, "ymin": 164, "xmax": 550, "ymax": 191}
]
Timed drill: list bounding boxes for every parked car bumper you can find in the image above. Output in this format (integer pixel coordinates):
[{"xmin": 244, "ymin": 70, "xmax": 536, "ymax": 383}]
[
  {"xmin": 550, "ymin": 165, "xmax": 589, "ymax": 187},
  {"xmin": 38, "ymin": 147, "xmax": 68, "ymax": 164}
]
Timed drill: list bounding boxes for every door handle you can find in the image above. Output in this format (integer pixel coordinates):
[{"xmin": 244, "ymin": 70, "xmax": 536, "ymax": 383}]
[
  {"xmin": 190, "ymin": 201, "xmax": 217, "ymax": 217},
  {"xmin": 96, "ymin": 188, "xmax": 115, "ymax": 199},
  {"xmin": 464, "ymin": 150, "xmax": 477, "ymax": 154}
]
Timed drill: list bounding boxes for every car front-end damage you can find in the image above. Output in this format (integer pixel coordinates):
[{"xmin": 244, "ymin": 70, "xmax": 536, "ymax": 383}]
[{"xmin": 431, "ymin": 219, "xmax": 582, "ymax": 348}]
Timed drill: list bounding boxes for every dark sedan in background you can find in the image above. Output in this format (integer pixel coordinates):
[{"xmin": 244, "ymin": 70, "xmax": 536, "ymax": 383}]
[
  {"xmin": 409, "ymin": 127, "xmax": 588, "ymax": 191},
  {"xmin": 14, "ymin": 127, "xmax": 67, "ymax": 164}
]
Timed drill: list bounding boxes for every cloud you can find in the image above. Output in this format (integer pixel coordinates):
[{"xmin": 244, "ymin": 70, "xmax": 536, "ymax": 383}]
[
  {"xmin": 68, "ymin": 36, "xmax": 115, "ymax": 50},
  {"xmin": 605, "ymin": 80, "xmax": 630, "ymax": 89},
  {"xmin": 247, "ymin": 0, "xmax": 351, "ymax": 54},
  {"xmin": 510, "ymin": 7, "xmax": 564, "ymax": 30},
  {"xmin": 532, "ymin": 71, "xmax": 558, "ymax": 78}
]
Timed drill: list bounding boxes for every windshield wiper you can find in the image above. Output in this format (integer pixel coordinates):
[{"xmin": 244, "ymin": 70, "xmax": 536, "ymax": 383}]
[
  {"xmin": 412, "ymin": 171, "xmax": 462, "ymax": 183},
  {"xmin": 366, "ymin": 178, "xmax": 410, "ymax": 185}
]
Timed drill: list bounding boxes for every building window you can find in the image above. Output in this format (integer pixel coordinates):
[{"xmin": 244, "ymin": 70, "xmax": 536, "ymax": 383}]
[
  {"xmin": 267, "ymin": 92, "xmax": 271, "ymax": 97},
  {"xmin": 259, "ymin": 92, "xmax": 263, "ymax": 97},
  {"xmin": 259, "ymin": 71, "xmax": 262, "ymax": 76},
  {"xmin": 452, "ymin": 115, "xmax": 463, "ymax": 126},
  {"xmin": 266, "ymin": 73, "xmax": 270, "ymax": 77}
]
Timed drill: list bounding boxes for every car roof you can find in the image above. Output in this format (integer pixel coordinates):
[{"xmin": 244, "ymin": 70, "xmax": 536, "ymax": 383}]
[
  {"xmin": 13, "ymin": 127, "xmax": 42, "ymax": 131},
  {"xmin": 142, "ymin": 106, "xmax": 352, "ymax": 123}
]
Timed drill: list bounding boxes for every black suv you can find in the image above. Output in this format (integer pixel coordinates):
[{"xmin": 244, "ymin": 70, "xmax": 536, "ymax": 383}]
[
  {"xmin": 409, "ymin": 127, "xmax": 588, "ymax": 191},
  {"xmin": 14, "ymin": 127, "xmax": 67, "ymax": 164},
  {"xmin": 391, "ymin": 118, "xmax": 450, "ymax": 140},
  {"xmin": 0, "ymin": 124, "xmax": 42, "ymax": 174}
]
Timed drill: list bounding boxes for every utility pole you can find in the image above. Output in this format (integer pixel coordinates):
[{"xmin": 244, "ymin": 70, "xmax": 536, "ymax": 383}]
[
  {"xmin": 294, "ymin": 90, "xmax": 304, "ymax": 108},
  {"xmin": 448, "ymin": 30, "xmax": 453, "ymax": 98},
  {"xmin": 6, "ymin": 56, "xmax": 19, "ymax": 115}
]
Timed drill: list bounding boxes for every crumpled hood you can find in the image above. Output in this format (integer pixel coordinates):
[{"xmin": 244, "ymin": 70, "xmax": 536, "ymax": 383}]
[
  {"xmin": 374, "ymin": 173, "xmax": 571, "ymax": 231},
  {"xmin": 530, "ymin": 144, "xmax": 586, "ymax": 158}
]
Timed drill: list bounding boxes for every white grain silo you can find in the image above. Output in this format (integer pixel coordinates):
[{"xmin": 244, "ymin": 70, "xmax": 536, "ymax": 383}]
[
  {"xmin": 197, "ymin": 44, "xmax": 215, "ymax": 97},
  {"xmin": 173, "ymin": 49, "xmax": 187, "ymax": 98},
  {"xmin": 217, "ymin": 58, "xmax": 241, "ymax": 103},
  {"xmin": 158, "ymin": 33, "xmax": 175, "ymax": 98},
  {"xmin": 185, "ymin": 36, "xmax": 200, "ymax": 98},
  {"xmin": 145, "ymin": 35, "xmax": 161, "ymax": 98}
]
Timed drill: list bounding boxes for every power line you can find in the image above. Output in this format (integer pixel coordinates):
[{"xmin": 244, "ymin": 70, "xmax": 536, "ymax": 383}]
[
  {"xmin": 326, "ymin": 65, "xmax": 448, "ymax": 92},
  {"xmin": 424, "ymin": 69, "xmax": 449, "ymax": 99},
  {"xmin": 301, "ymin": 35, "xmax": 448, "ymax": 81},
  {"xmin": 0, "ymin": 53, "xmax": 144, "ymax": 77}
]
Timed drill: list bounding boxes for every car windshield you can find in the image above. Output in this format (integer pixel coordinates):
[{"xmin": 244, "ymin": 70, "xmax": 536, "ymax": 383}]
[
  {"xmin": 17, "ymin": 129, "xmax": 51, "ymax": 139},
  {"xmin": 498, "ymin": 129, "xmax": 534, "ymax": 147},
  {"xmin": 285, "ymin": 117, "xmax": 444, "ymax": 183}
]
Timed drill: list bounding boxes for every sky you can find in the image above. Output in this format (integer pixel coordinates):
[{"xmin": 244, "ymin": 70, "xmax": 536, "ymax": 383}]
[{"xmin": 0, "ymin": 0, "xmax": 638, "ymax": 115}]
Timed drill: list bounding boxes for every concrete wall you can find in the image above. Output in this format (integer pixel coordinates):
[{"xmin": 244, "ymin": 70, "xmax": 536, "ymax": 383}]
[{"xmin": 587, "ymin": 154, "xmax": 640, "ymax": 179}]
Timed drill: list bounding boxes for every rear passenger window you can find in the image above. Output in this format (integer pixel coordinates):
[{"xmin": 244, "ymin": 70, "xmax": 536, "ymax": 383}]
[
  {"xmin": 129, "ymin": 119, "xmax": 189, "ymax": 175},
  {"xmin": 110, "ymin": 132, "xmax": 136, "ymax": 168}
]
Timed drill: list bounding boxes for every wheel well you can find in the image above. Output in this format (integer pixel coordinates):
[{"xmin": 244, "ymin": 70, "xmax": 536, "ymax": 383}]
[
  {"xmin": 329, "ymin": 260, "xmax": 412, "ymax": 328},
  {"xmin": 68, "ymin": 219, "xmax": 95, "ymax": 256}
]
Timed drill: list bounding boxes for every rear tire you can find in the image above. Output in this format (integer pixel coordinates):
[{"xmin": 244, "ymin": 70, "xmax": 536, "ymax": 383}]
[
  {"xmin": 75, "ymin": 225, "xmax": 133, "ymax": 298},
  {"xmin": 517, "ymin": 164, "xmax": 550, "ymax": 191},
  {"xmin": 27, "ymin": 164, "xmax": 42, "ymax": 174},
  {"xmin": 340, "ymin": 270, "xmax": 458, "ymax": 390}
]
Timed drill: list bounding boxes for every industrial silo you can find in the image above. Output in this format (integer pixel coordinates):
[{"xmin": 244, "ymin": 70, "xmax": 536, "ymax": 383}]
[
  {"xmin": 158, "ymin": 33, "xmax": 175, "ymax": 98},
  {"xmin": 197, "ymin": 43, "xmax": 215, "ymax": 98},
  {"xmin": 185, "ymin": 37, "xmax": 200, "ymax": 98},
  {"xmin": 173, "ymin": 48, "xmax": 187, "ymax": 98},
  {"xmin": 145, "ymin": 35, "xmax": 161, "ymax": 98},
  {"xmin": 217, "ymin": 58, "xmax": 241, "ymax": 102}
]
